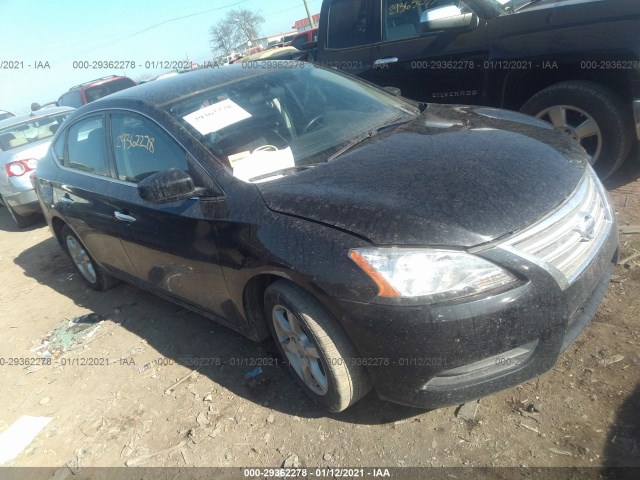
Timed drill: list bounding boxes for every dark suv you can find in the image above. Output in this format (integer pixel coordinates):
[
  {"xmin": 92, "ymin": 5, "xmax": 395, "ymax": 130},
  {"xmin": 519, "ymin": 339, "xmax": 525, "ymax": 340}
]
[
  {"xmin": 311, "ymin": 0, "xmax": 640, "ymax": 178},
  {"xmin": 58, "ymin": 75, "xmax": 136, "ymax": 108}
]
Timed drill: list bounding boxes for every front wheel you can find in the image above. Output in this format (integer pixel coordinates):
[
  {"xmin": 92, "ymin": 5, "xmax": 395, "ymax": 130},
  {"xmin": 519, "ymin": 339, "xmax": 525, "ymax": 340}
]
[
  {"xmin": 264, "ymin": 280, "xmax": 372, "ymax": 412},
  {"xmin": 61, "ymin": 224, "xmax": 119, "ymax": 291},
  {"xmin": 520, "ymin": 81, "xmax": 634, "ymax": 179}
]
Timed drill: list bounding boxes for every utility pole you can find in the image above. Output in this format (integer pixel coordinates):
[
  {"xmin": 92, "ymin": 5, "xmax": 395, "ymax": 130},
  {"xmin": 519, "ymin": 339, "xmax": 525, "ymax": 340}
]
[{"xmin": 303, "ymin": 0, "xmax": 316, "ymax": 28}]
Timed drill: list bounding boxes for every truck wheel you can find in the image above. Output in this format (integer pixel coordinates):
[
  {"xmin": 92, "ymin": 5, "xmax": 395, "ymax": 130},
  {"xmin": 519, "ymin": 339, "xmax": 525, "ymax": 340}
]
[
  {"xmin": 264, "ymin": 280, "xmax": 372, "ymax": 412},
  {"xmin": 521, "ymin": 81, "xmax": 634, "ymax": 179},
  {"xmin": 61, "ymin": 224, "xmax": 119, "ymax": 291}
]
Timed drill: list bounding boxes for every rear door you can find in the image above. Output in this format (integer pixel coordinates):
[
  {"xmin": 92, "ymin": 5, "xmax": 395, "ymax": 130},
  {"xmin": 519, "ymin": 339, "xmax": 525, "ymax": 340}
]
[
  {"xmin": 369, "ymin": 0, "xmax": 488, "ymax": 103},
  {"xmin": 104, "ymin": 111, "xmax": 231, "ymax": 320},
  {"xmin": 54, "ymin": 114, "xmax": 137, "ymax": 277}
]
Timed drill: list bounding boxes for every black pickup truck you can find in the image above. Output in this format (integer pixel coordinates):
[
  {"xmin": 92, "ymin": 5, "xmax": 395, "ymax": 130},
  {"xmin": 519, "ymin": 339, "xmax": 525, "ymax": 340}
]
[{"xmin": 307, "ymin": 0, "xmax": 640, "ymax": 178}]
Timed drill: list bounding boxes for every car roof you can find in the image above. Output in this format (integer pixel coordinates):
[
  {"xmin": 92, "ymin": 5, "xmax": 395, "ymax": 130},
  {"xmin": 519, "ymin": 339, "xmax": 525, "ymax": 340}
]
[
  {"xmin": 0, "ymin": 106, "xmax": 74, "ymax": 128},
  {"xmin": 67, "ymin": 75, "xmax": 134, "ymax": 92},
  {"xmin": 87, "ymin": 64, "xmax": 280, "ymax": 108}
]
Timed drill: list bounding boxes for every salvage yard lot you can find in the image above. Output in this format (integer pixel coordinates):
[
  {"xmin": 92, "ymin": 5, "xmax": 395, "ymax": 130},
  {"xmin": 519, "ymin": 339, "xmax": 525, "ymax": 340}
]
[{"xmin": 1, "ymin": 163, "xmax": 639, "ymax": 472}]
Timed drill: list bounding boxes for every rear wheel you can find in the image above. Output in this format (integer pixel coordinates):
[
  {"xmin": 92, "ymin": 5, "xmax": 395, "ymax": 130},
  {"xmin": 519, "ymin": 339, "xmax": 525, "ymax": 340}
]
[
  {"xmin": 520, "ymin": 81, "xmax": 634, "ymax": 179},
  {"xmin": 61, "ymin": 224, "xmax": 119, "ymax": 290},
  {"xmin": 264, "ymin": 280, "xmax": 372, "ymax": 412}
]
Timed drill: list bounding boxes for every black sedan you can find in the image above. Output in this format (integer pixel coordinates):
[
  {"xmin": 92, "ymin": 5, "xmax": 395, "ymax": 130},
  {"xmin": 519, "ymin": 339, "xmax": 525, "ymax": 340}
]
[{"xmin": 33, "ymin": 63, "xmax": 618, "ymax": 412}]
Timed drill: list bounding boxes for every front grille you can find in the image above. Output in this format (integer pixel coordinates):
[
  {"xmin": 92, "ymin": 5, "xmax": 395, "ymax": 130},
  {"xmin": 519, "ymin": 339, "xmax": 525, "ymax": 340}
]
[{"xmin": 500, "ymin": 169, "xmax": 613, "ymax": 289}]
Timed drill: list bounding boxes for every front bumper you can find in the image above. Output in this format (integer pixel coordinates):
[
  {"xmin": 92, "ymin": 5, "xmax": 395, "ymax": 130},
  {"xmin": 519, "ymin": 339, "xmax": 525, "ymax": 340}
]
[
  {"xmin": 334, "ymin": 221, "xmax": 618, "ymax": 409},
  {"xmin": 3, "ymin": 188, "xmax": 40, "ymax": 216}
]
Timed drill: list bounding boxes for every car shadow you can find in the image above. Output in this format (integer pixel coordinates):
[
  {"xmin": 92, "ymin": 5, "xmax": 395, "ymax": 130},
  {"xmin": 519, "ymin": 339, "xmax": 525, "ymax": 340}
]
[
  {"xmin": 0, "ymin": 205, "xmax": 45, "ymax": 232},
  {"xmin": 603, "ymin": 151, "xmax": 640, "ymax": 191},
  {"xmin": 602, "ymin": 384, "xmax": 640, "ymax": 479},
  {"xmin": 12, "ymin": 232, "xmax": 425, "ymax": 425}
]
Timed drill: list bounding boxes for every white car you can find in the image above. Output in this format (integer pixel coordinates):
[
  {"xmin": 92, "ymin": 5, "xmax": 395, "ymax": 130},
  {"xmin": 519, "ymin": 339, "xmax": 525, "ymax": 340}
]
[
  {"xmin": 0, "ymin": 106, "xmax": 74, "ymax": 227},
  {"xmin": 0, "ymin": 110, "xmax": 14, "ymax": 121}
]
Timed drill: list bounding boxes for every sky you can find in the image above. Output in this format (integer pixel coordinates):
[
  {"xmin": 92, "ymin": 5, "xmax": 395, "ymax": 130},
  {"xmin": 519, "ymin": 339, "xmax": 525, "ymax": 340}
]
[{"xmin": 0, "ymin": 0, "xmax": 322, "ymax": 115}]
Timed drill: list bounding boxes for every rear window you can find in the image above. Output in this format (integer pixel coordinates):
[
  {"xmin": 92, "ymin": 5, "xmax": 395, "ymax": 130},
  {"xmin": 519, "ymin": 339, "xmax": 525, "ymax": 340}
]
[
  {"xmin": 0, "ymin": 112, "xmax": 71, "ymax": 152},
  {"xmin": 58, "ymin": 91, "xmax": 83, "ymax": 108},
  {"xmin": 83, "ymin": 78, "xmax": 136, "ymax": 103}
]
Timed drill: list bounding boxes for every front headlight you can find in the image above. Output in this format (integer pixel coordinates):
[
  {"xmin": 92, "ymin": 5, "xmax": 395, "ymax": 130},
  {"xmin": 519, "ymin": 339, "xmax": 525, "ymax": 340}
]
[{"xmin": 349, "ymin": 248, "xmax": 517, "ymax": 302}]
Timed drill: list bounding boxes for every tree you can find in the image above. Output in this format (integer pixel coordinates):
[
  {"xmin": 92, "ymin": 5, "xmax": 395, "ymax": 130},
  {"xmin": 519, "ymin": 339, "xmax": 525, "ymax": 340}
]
[
  {"xmin": 228, "ymin": 8, "xmax": 265, "ymax": 43},
  {"xmin": 209, "ymin": 8, "xmax": 265, "ymax": 55},
  {"xmin": 209, "ymin": 22, "xmax": 240, "ymax": 55}
]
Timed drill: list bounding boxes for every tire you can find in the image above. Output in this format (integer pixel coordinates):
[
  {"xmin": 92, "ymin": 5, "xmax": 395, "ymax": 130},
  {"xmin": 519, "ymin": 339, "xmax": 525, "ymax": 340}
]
[
  {"xmin": 264, "ymin": 280, "xmax": 372, "ymax": 412},
  {"xmin": 61, "ymin": 224, "xmax": 119, "ymax": 291},
  {"xmin": 520, "ymin": 81, "xmax": 634, "ymax": 179},
  {"xmin": 0, "ymin": 195, "xmax": 39, "ymax": 228}
]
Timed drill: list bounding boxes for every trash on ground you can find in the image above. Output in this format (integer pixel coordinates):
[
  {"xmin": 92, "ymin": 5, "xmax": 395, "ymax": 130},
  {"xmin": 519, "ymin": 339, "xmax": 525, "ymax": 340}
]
[
  {"xmin": 601, "ymin": 354, "xmax": 625, "ymax": 366},
  {"xmin": 33, "ymin": 313, "xmax": 105, "ymax": 358},
  {"xmin": 283, "ymin": 454, "xmax": 300, "ymax": 468},
  {"xmin": 455, "ymin": 400, "xmax": 480, "ymax": 422},
  {"xmin": 548, "ymin": 447, "xmax": 573, "ymax": 457},
  {"xmin": 0, "ymin": 415, "xmax": 52, "ymax": 464},
  {"xmin": 244, "ymin": 367, "xmax": 263, "ymax": 379},
  {"xmin": 164, "ymin": 370, "xmax": 198, "ymax": 395}
]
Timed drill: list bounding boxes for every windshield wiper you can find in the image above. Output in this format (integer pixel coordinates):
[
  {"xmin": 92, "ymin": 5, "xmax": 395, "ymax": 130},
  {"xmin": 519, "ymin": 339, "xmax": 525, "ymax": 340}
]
[
  {"xmin": 248, "ymin": 164, "xmax": 321, "ymax": 182},
  {"xmin": 514, "ymin": 0, "xmax": 544, "ymax": 12},
  {"xmin": 326, "ymin": 116, "xmax": 408, "ymax": 162}
]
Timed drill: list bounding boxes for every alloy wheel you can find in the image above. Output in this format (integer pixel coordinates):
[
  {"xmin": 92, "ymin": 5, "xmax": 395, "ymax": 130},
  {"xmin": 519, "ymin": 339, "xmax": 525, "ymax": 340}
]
[
  {"xmin": 65, "ymin": 235, "xmax": 97, "ymax": 284},
  {"xmin": 535, "ymin": 105, "xmax": 602, "ymax": 165},
  {"xmin": 271, "ymin": 304, "xmax": 329, "ymax": 395}
]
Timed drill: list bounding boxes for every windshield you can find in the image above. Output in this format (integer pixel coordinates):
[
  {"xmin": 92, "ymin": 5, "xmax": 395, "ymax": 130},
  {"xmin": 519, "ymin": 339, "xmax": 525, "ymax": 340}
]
[
  {"xmin": 169, "ymin": 65, "xmax": 418, "ymax": 182},
  {"xmin": 0, "ymin": 112, "xmax": 70, "ymax": 152}
]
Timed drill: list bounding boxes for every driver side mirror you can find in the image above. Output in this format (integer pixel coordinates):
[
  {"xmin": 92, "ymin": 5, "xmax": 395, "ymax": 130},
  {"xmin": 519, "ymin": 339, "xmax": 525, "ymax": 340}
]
[
  {"xmin": 138, "ymin": 168, "xmax": 196, "ymax": 204},
  {"xmin": 420, "ymin": 5, "xmax": 478, "ymax": 32}
]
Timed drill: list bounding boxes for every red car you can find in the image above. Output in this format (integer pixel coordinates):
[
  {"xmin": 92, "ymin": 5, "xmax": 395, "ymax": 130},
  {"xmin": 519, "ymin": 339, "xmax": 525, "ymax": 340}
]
[
  {"xmin": 58, "ymin": 75, "xmax": 136, "ymax": 108},
  {"xmin": 291, "ymin": 27, "xmax": 318, "ymax": 50}
]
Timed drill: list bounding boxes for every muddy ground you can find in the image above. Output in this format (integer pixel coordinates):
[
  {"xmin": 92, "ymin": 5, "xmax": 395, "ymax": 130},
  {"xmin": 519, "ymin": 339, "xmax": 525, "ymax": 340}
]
[{"xmin": 0, "ymin": 161, "xmax": 639, "ymax": 477}]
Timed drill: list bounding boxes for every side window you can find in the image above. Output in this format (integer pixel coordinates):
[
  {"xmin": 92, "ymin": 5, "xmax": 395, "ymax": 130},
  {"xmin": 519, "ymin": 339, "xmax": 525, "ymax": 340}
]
[
  {"xmin": 383, "ymin": 0, "xmax": 468, "ymax": 42},
  {"xmin": 52, "ymin": 133, "xmax": 65, "ymax": 161},
  {"xmin": 328, "ymin": 0, "xmax": 371, "ymax": 48},
  {"xmin": 110, "ymin": 114, "xmax": 189, "ymax": 183},
  {"xmin": 66, "ymin": 116, "xmax": 109, "ymax": 176}
]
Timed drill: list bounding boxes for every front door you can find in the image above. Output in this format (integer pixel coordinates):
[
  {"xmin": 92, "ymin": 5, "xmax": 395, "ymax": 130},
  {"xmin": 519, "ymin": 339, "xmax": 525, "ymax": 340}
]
[
  {"xmin": 369, "ymin": 0, "xmax": 488, "ymax": 103},
  {"xmin": 104, "ymin": 112, "xmax": 232, "ymax": 321}
]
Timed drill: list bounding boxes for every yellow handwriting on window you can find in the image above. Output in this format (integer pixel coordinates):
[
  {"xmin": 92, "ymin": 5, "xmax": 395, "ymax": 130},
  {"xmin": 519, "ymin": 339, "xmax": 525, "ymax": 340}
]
[
  {"xmin": 389, "ymin": 0, "xmax": 440, "ymax": 15},
  {"xmin": 115, "ymin": 133, "xmax": 155, "ymax": 153}
]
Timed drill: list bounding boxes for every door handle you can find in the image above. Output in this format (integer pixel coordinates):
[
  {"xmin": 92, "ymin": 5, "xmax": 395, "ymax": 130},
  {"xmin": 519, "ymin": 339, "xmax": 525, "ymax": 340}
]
[
  {"xmin": 59, "ymin": 195, "xmax": 74, "ymax": 205},
  {"xmin": 374, "ymin": 57, "xmax": 399, "ymax": 66},
  {"xmin": 114, "ymin": 211, "xmax": 136, "ymax": 223}
]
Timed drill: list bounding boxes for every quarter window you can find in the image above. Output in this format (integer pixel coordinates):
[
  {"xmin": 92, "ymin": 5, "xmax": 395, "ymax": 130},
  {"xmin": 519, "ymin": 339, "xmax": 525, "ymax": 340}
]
[
  {"xmin": 109, "ymin": 114, "xmax": 189, "ymax": 183},
  {"xmin": 328, "ymin": 0, "xmax": 371, "ymax": 48},
  {"xmin": 52, "ymin": 133, "xmax": 65, "ymax": 161},
  {"xmin": 66, "ymin": 117, "xmax": 109, "ymax": 176}
]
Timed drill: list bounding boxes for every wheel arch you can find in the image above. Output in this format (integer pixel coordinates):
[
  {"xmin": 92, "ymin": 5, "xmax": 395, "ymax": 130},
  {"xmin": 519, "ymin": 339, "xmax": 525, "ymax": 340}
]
[
  {"xmin": 501, "ymin": 67, "xmax": 634, "ymax": 111},
  {"xmin": 241, "ymin": 272, "xmax": 339, "ymax": 342},
  {"xmin": 51, "ymin": 215, "xmax": 67, "ymax": 247}
]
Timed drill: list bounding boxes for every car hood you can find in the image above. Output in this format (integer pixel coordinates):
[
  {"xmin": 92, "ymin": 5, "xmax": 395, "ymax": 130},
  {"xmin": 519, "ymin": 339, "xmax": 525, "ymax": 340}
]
[{"xmin": 257, "ymin": 104, "xmax": 588, "ymax": 247}]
